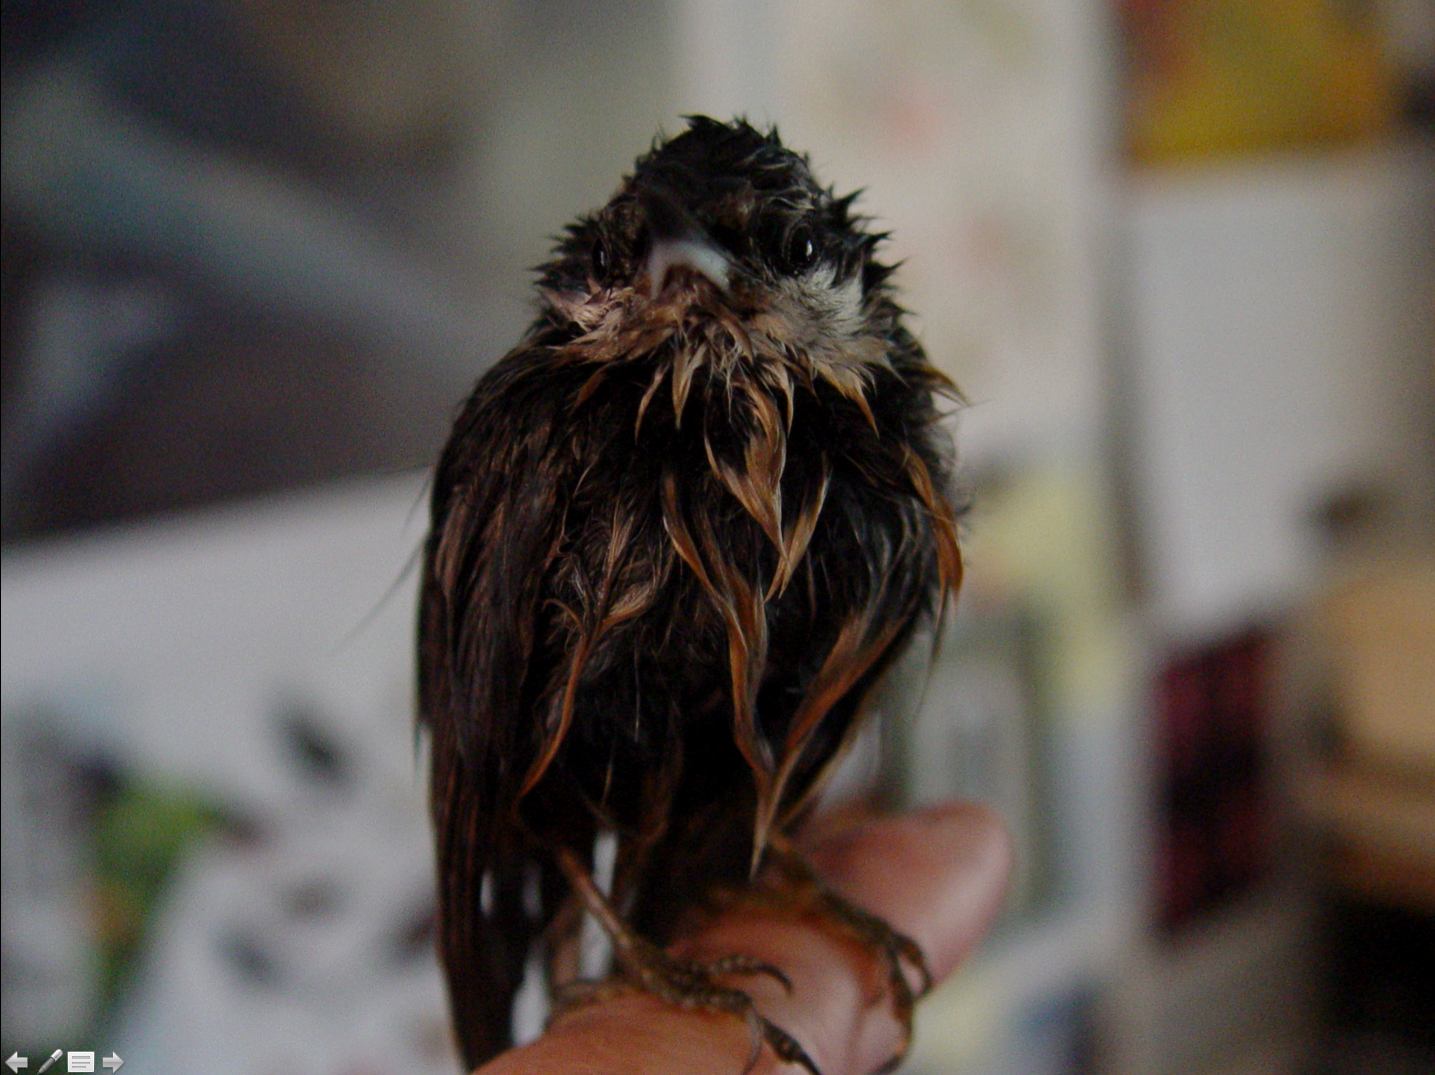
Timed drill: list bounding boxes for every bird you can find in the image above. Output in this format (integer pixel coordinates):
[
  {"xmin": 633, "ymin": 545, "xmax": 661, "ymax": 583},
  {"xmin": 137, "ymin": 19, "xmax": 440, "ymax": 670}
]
[{"xmin": 417, "ymin": 115, "xmax": 962, "ymax": 1073}]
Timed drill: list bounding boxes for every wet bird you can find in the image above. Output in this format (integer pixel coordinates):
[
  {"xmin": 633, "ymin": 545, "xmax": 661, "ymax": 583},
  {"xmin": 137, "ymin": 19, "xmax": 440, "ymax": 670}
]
[{"xmin": 418, "ymin": 116, "xmax": 962, "ymax": 1073}]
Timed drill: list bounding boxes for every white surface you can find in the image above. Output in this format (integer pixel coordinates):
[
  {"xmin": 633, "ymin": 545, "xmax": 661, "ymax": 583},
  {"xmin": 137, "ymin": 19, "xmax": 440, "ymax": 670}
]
[
  {"xmin": 2, "ymin": 473, "xmax": 452, "ymax": 1074},
  {"xmin": 1124, "ymin": 142, "xmax": 1435, "ymax": 640},
  {"xmin": 1, "ymin": 473, "xmax": 429, "ymax": 801}
]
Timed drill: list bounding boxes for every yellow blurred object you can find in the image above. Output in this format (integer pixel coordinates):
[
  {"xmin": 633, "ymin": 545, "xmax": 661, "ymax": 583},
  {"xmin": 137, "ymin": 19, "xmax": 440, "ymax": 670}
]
[
  {"xmin": 1321, "ymin": 554, "xmax": 1435, "ymax": 774},
  {"xmin": 1124, "ymin": 0, "xmax": 1399, "ymax": 165}
]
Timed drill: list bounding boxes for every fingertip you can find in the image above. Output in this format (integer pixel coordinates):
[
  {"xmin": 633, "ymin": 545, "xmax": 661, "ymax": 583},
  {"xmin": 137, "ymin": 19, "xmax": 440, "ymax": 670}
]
[{"xmin": 907, "ymin": 801, "xmax": 1013, "ymax": 978}]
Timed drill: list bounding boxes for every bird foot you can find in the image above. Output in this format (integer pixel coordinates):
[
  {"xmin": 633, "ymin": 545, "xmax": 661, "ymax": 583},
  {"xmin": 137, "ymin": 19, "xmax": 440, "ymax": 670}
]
[
  {"xmin": 759, "ymin": 841, "xmax": 932, "ymax": 1073},
  {"xmin": 551, "ymin": 936, "xmax": 819, "ymax": 1074}
]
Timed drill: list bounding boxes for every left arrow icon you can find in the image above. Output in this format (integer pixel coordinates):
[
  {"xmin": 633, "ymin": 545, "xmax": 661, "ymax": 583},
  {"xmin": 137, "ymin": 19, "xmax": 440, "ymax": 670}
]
[{"xmin": 5, "ymin": 1052, "xmax": 26, "ymax": 1072}]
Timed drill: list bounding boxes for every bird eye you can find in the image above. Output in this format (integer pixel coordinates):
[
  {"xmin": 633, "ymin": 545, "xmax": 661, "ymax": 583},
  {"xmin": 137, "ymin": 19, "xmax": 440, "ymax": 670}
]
[
  {"xmin": 591, "ymin": 237, "xmax": 611, "ymax": 281},
  {"xmin": 782, "ymin": 224, "xmax": 818, "ymax": 274}
]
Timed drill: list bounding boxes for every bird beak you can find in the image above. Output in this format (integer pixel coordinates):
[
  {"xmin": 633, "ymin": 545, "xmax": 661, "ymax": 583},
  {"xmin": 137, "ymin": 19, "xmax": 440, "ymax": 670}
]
[{"xmin": 640, "ymin": 186, "xmax": 730, "ymax": 296}]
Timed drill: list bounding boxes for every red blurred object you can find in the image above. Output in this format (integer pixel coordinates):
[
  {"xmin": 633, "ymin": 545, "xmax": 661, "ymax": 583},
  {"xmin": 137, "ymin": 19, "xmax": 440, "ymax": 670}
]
[{"xmin": 1154, "ymin": 628, "xmax": 1274, "ymax": 935}]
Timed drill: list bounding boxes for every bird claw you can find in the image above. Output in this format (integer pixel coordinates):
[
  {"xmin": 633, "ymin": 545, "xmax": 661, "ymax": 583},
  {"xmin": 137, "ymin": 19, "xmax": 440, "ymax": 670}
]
[
  {"xmin": 550, "ymin": 935, "xmax": 818, "ymax": 1073},
  {"xmin": 700, "ymin": 951, "xmax": 795, "ymax": 994},
  {"xmin": 749, "ymin": 1010, "xmax": 821, "ymax": 1075},
  {"xmin": 759, "ymin": 843, "xmax": 933, "ymax": 1071}
]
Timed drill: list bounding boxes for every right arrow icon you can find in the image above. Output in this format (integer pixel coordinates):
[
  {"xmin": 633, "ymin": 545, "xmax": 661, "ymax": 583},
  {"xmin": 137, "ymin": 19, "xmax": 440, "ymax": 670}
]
[{"xmin": 100, "ymin": 1057, "xmax": 122, "ymax": 1073}]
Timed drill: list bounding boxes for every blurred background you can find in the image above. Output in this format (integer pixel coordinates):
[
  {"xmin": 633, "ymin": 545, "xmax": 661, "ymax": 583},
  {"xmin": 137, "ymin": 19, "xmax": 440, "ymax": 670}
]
[{"xmin": 2, "ymin": 0, "xmax": 1431, "ymax": 1073}]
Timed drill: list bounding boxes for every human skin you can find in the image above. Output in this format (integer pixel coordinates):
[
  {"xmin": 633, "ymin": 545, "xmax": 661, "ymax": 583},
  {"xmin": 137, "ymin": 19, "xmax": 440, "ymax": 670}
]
[{"xmin": 474, "ymin": 802, "xmax": 1012, "ymax": 1075}]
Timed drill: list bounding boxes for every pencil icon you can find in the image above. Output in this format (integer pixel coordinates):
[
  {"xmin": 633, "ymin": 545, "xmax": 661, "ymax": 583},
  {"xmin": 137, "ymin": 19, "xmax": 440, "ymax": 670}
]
[{"xmin": 36, "ymin": 1051, "xmax": 62, "ymax": 1074}]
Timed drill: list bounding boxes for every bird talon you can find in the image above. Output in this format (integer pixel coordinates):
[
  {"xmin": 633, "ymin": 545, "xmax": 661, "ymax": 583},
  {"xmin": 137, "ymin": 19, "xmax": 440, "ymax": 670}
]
[
  {"xmin": 757, "ymin": 1015, "xmax": 822, "ymax": 1075},
  {"xmin": 703, "ymin": 953, "xmax": 794, "ymax": 994},
  {"xmin": 890, "ymin": 931, "xmax": 933, "ymax": 996},
  {"xmin": 754, "ymin": 842, "xmax": 931, "ymax": 1068},
  {"xmin": 580, "ymin": 937, "xmax": 810, "ymax": 1067}
]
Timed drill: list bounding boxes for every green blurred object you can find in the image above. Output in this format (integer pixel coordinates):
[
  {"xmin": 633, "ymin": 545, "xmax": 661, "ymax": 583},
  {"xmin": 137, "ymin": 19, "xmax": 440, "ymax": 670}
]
[{"xmin": 88, "ymin": 780, "xmax": 224, "ymax": 1020}]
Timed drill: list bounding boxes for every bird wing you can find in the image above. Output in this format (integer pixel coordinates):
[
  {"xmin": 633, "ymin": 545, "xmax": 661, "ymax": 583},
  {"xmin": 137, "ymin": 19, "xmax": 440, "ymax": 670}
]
[{"xmin": 417, "ymin": 344, "xmax": 586, "ymax": 1068}]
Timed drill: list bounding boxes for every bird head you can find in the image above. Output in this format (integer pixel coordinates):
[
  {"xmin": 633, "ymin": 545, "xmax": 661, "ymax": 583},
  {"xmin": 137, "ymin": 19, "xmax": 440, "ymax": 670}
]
[{"xmin": 533, "ymin": 117, "xmax": 902, "ymax": 379}]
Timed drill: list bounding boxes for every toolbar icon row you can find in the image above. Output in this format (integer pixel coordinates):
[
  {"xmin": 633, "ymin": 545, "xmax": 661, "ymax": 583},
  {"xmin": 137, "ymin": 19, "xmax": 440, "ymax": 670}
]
[{"xmin": 5, "ymin": 1053, "xmax": 121, "ymax": 1073}]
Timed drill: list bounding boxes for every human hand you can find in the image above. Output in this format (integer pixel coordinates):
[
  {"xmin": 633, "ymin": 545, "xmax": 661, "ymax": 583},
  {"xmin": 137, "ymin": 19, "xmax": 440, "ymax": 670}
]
[{"xmin": 475, "ymin": 802, "xmax": 1011, "ymax": 1075}]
